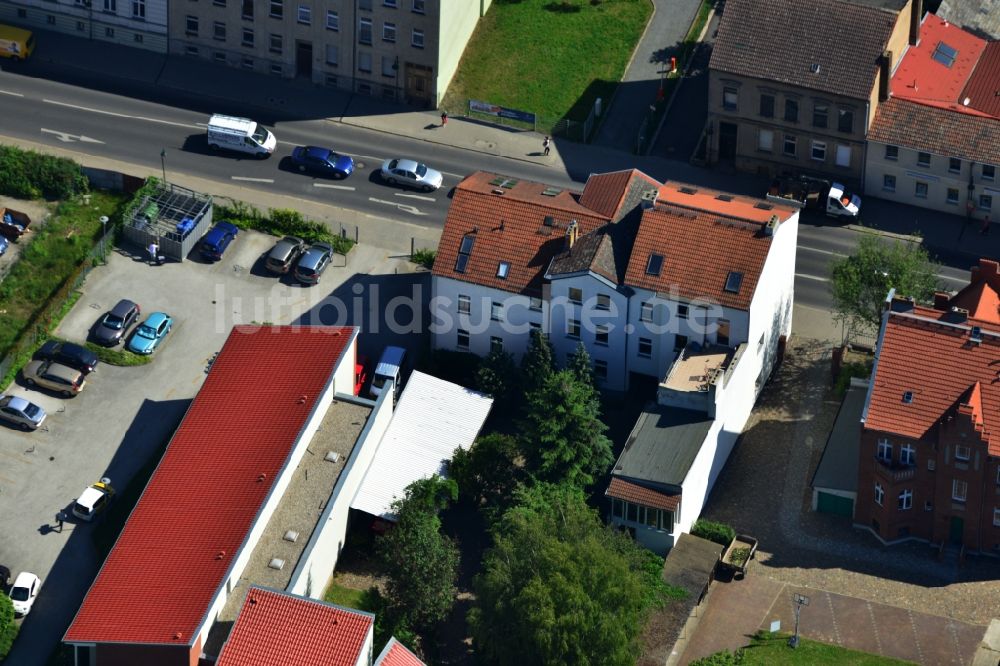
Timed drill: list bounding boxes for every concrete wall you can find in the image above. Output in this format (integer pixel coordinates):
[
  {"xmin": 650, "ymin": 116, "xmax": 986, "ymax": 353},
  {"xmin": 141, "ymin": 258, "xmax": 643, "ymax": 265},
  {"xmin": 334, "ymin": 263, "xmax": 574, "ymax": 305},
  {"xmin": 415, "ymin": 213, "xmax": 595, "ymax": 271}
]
[
  {"xmin": 288, "ymin": 386, "xmax": 394, "ymax": 599},
  {"xmin": 865, "ymin": 141, "xmax": 998, "ymax": 220},
  {"xmin": 435, "ymin": 0, "xmax": 487, "ymax": 105},
  {"xmin": 747, "ymin": 210, "xmax": 797, "ymax": 385}
]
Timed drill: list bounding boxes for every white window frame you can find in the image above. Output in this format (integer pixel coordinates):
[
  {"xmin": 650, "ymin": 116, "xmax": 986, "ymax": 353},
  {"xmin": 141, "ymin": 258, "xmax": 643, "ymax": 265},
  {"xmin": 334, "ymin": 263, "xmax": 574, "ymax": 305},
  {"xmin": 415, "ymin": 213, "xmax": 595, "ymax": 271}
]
[
  {"xmin": 638, "ymin": 337, "xmax": 652, "ymax": 358},
  {"xmin": 757, "ymin": 129, "xmax": 773, "ymax": 152},
  {"xmin": 723, "ymin": 87, "xmax": 738, "ymax": 110},
  {"xmin": 885, "ymin": 145, "xmax": 898, "ymax": 161},
  {"xmin": 595, "ymin": 324, "xmax": 609, "ymax": 346},
  {"xmin": 952, "ymin": 479, "xmax": 968, "ymax": 502},
  {"xmin": 297, "ymin": 4, "xmax": 310, "ymax": 24},
  {"xmin": 900, "ymin": 443, "xmax": 915, "ymax": 466},
  {"xmin": 457, "ymin": 294, "xmax": 470, "ymax": 315},
  {"xmin": 456, "ymin": 329, "xmax": 470, "ymax": 350},
  {"xmin": 326, "ymin": 10, "xmax": 339, "ymax": 30},
  {"xmin": 898, "ymin": 489, "xmax": 912, "ymax": 511},
  {"xmin": 490, "ymin": 301, "xmax": 503, "ymax": 322},
  {"xmin": 883, "ymin": 174, "xmax": 896, "ymax": 192},
  {"xmin": 131, "ymin": 0, "xmax": 145, "ymax": 18},
  {"xmin": 874, "ymin": 483, "xmax": 884, "ymax": 506},
  {"xmin": 835, "ymin": 144, "xmax": 851, "ymax": 168},
  {"xmin": 529, "ymin": 297, "xmax": 543, "ymax": 312},
  {"xmin": 411, "ymin": 28, "xmax": 424, "ymax": 48},
  {"xmin": 640, "ymin": 301, "xmax": 653, "ymax": 322},
  {"xmin": 382, "ymin": 21, "xmax": 396, "ymax": 42},
  {"xmin": 568, "ymin": 287, "xmax": 582, "ymax": 304},
  {"xmin": 568, "ymin": 319, "xmax": 581, "ymax": 339},
  {"xmin": 917, "ymin": 151, "xmax": 931, "ymax": 167},
  {"xmin": 811, "ymin": 140, "xmax": 826, "ymax": 162},
  {"xmin": 877, "ymin": 438, "xmax": 892, "ymax": 462},
  {"xmin": 915, "ymin": 181, "xmax": 928, "ymax": 199},
  {"xmin": 955, "ymin": 445, "xmax": 970, "ymax": 461},
  {"xmin": 983, "ymin": 164, "xmax": 996, "ymax": 182}
]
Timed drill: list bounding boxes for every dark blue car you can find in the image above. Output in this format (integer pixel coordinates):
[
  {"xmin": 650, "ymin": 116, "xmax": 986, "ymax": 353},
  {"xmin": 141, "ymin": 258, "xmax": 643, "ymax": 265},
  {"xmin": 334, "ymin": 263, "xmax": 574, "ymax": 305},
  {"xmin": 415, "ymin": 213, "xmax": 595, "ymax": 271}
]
[
  {"xmin": 199, "ymin": 221, "xmax": 239, "ymax": 261},
  {"xmin": 290, "ymin": 146, "xmax": 355, "ymax": 179}
]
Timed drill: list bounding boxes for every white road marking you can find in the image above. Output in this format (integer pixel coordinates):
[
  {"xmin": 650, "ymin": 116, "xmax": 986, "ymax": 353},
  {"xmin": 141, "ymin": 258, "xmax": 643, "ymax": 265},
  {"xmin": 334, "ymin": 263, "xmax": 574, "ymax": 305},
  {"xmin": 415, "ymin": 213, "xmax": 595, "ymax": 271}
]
[
  {"xmin": 231, "ymin": 176, "xmax": 274, "ymax": 183},
  {"xmin": 394, "ymin": 192, "xmax": 436, "ymax": 202},
  {"xmin": 40, "ymin": 128, "xmax": 104, "ymax": 144},
  {"xmin": 796, "ymin": 273, "xmax": 830, "ymax": 282},
  {"xmin": 313, "ymin": 183, "xmax": 355, "ymax": 190},
  {"xmin": 42, "ymin": 99, "xmax": 202, "ymax": 130},
  {"xmin": 799, "ymin": 245, "xmax": 847, "ymax": 257},
  {"xmin": 368, "ymin": 197, "xmax": 428, "ymax": 216},
  {"xmin": 0, "ymin": 90, "xmax": 25, "ymax": 97}
]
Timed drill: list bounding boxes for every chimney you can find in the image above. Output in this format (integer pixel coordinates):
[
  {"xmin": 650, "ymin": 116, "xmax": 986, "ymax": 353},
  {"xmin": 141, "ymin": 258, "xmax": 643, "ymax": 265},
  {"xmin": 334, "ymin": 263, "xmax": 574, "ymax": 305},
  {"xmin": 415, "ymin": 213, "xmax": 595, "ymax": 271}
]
[
  {"xmin": 879, "ymin": 51, "xmax": 892, "ymax": 102},
  {"xmin": 890, "ymin": 293, "xmax": 915, "ymax": 312},
  {"xmin": 948, "ymin": 307, "xmax": 969, "ymax": 324},
  {"xmin": 566, "ymin": 220, "xmax": 579, "ymax": 249},
  {"xmin": 909, "ymin": 0, "xmax": 922, "ymax": 46},
  {"xmin": 972, "ymin": 258, "xmax": 999, "ymax": 284},
  {"xmin": 933, "ymin": 292, "xmax": 951, "ymax": 310}
]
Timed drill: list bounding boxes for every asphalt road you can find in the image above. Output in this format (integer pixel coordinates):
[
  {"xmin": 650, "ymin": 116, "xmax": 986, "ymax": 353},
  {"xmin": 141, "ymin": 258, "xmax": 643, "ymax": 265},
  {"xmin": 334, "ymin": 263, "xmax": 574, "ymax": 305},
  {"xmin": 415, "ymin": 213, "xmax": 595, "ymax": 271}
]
[{"xmin": 0, "ymin": 69, "xmax": 974, "ymax": 312}]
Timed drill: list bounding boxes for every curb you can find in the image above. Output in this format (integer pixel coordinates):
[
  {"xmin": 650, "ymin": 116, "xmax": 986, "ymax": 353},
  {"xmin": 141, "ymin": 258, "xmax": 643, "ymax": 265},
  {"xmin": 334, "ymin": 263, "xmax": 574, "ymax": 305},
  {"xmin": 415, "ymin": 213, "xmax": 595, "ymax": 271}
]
[{"xmin": 845, "ymin": 224, "xmax": 922, "ymax": 243}]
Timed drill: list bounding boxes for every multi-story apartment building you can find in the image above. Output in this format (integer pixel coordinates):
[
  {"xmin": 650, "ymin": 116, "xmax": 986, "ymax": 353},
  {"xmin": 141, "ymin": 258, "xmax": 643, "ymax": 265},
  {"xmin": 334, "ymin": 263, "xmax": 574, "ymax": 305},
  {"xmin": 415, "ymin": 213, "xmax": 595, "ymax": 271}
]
[
  {"xmin": 865, "ymin": 14, "xmax": 999, "ymax": 219},
  {"xmin": 856, "ymin": 258, "xmax": 1000, "ymax": 553},
  {"xmin": 430, "ymin": 169, "xmax": 799, "ymax": 393},
  {"xmin": 706, "ymin": 0, "xmax": 915, "ymax": 187},
  {"xmin": 0, "ymin": 0, "xmax": 168, "ymax": 51},
  {"xmin": 168, "ymin": 0, "xmax": 490, "ymax": 105}
]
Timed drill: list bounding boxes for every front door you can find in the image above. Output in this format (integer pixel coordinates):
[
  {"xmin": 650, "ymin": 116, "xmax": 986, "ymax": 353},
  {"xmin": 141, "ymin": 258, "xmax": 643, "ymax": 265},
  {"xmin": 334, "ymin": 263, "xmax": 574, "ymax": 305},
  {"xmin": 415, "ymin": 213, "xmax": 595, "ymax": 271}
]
[
  {"xmin": 718, "ymin": 122, "xmax": 738, "ymax": 160},
  {"xmin": 405, "ymin": 63, "xmax": 433, "ymax": 107},
  {"xmin": 296, "ymin": 41, "xmax": 312, "ymax": 78},
  {"xmin": 949, "ymin": 516, "xmax": 964, "ymax": 545}
]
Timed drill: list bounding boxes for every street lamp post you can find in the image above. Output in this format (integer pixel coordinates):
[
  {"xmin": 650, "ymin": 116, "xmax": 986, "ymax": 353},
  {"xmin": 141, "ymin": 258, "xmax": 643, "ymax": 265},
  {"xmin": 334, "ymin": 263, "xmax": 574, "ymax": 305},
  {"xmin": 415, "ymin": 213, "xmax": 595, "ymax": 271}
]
[
  {"xmin": 160, "ymin": 149, "xmax": 167, "ymax": 183},
  {"xmin": 99, "ymin": 215, "xmax": 109, "ymax": 264},
  {"xmin": 788, "ymin": 593, "xmax": 809, "ymax": 648}
]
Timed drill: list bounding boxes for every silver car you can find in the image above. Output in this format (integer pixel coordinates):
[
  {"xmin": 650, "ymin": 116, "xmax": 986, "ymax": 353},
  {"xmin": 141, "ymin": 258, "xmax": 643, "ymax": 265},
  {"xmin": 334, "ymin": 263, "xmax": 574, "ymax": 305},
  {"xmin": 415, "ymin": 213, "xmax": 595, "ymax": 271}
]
[
  {"xmin": 380, "ymin": 158, "xmax": 444, "ymax": 192},
  {"xmin": 23, "ymin": 360, "xmax": 87, "ymax": 397},
  {"xmin": 0, "ymin": 395, "xmax": 47, "ymax": 431}
]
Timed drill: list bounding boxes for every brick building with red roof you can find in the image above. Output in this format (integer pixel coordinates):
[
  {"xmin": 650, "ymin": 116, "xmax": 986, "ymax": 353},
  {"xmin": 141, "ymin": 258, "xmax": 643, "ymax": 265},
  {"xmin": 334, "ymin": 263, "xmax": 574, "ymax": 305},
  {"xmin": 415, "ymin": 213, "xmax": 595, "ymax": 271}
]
[
  {"xmin": 374, "ymin": 637, "xmax": 426, "ymax": 666},
  {"xmin": 856, "ymin": 259, "xmax": 1000, "ymax": 550},
  {"xmin": 865, "ymin": 12, "xmax": 999, "ymax": 219},
  {"xmin": 62, "ymin": 325, "xmax": 401, "ymax": 666}
]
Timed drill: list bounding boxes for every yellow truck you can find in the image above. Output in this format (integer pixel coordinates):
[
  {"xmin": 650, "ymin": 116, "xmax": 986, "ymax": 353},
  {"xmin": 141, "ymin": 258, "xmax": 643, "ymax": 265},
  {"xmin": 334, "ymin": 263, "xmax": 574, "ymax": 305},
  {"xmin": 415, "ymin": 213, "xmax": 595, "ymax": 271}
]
[{"xmin": 0, "ymin": 24, "xmax": 35, "ymax": 60}]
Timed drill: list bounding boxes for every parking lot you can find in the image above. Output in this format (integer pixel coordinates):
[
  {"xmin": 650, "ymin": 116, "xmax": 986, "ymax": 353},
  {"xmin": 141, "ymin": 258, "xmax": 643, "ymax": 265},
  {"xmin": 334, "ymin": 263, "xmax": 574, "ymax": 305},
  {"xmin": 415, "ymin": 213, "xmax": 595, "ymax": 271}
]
[{"xmin": 0, "ymin": 228, "xmax": 422, "ymax": 664}]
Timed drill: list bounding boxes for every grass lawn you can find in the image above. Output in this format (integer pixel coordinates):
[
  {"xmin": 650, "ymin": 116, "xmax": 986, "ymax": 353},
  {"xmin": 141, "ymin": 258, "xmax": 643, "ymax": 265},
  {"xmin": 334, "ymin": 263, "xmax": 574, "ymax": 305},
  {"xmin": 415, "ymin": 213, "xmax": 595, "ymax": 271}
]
[
  {"xmin": 324, "ymin": 582, "xmax": 370, "ymax": 610},
  {"xmin": 730, "ymin": 632, "xmax": 915, "ymax": 665},
  {"xmin": 442, "ymin": 0, "xmax": 652, "ymax": 126}
]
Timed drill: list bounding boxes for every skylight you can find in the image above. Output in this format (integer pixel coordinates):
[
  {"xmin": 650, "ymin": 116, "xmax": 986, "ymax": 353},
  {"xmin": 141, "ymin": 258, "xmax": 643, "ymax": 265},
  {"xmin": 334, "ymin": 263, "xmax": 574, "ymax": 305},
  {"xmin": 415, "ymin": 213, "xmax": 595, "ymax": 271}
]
[
  {"xmin": 724, "ymin": 271, "xmax": 744, "ymax": 293},
  {"xmin": 489, "ymin": 176, "xmax": 519, "ymax": 189},
  {"xmin": 541, "ymin": 187, "xmax": 562, "ymax": 197},
  {"xmin": 932, "ymin": 41, "xmax": 957, "ymax": 68},
  {"xmin": 646, "ymin": 253, "xmax": 664, "ymax": 276},
  {"xmin": 902, "ymin": 391, "xmax": 914, "ymax": 404},
  {"xmin": 497, "ymin": 261, "xmax": 510, "ymax": 279},
  {"xmin": 455, "ymin": 235, "xmax": 476, "ymax": 273}
]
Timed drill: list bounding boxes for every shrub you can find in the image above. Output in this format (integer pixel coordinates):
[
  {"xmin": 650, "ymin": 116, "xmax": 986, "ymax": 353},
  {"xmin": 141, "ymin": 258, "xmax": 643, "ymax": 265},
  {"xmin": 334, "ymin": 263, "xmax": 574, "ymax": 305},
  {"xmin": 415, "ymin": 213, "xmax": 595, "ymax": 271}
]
[
  {"xmin": 834, "ymin": 359, "xmax": 873, "ymax": 397},
  {"xmin": 0, "ymin": 146, "xmax": 87, "ymax": 199},
  {"xmin": 214, "ymin": 201, "xmax": 355, "ymax": 254},
  {"xmin": 411, "ymin": 248, "xmax": 436, "ymax": 270},
  {"xmin": 690, "ymin": 649, "xmax": 745, "ymax": 665},
  {"xmin": 691, "ymin": 519, "xmax": 735, "ymax": 547},
  {"xmin": 0, "ymin": 593, "xmax": 18, "ymax": 659}
]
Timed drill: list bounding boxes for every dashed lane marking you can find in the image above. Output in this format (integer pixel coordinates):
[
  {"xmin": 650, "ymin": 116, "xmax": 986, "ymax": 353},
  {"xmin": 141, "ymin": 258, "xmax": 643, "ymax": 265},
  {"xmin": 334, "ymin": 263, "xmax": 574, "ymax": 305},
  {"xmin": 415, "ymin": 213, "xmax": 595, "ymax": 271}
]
[{"xmin": 231, "ymin": 176, "xmax": 274, "ymax": 183}]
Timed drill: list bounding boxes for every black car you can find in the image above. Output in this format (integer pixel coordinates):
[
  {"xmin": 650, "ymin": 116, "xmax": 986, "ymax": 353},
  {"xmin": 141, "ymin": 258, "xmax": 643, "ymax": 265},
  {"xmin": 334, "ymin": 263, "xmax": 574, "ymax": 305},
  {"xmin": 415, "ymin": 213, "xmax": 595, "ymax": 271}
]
[
  {"xmin": 35, "ymin": 340, "xmax": 99, "ymax": 374},
  {"xmin": 93, "ymin": 299, "xmax": 141, "ymax": 346},
  {"xmin": 0, "ymin": 565, "xmax": 9, "ymax": 589}
]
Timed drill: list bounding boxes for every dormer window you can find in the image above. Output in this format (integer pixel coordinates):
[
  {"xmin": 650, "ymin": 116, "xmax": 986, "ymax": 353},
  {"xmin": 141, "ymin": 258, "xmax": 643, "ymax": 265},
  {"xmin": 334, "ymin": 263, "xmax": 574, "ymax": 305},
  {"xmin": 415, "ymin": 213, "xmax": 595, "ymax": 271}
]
[
  {"xmin": 497, "ymin": 261, "xmax": 510, "ymax": 279},
  {"xmin": 646, "ymin": 253, "xmax": 663, "ymax": 276}
]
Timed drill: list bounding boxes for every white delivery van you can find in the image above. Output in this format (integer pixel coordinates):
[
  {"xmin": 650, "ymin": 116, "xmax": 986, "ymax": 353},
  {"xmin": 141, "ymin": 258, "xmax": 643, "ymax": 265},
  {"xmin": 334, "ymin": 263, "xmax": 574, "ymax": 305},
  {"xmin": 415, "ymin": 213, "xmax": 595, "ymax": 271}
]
[
  {"xmin": 206, "ymin": 114, "xmax": 276, "ymax": 157},
  {"xmin": 369, "ymin": 346, "xmax": 406, "ymax": 402}
]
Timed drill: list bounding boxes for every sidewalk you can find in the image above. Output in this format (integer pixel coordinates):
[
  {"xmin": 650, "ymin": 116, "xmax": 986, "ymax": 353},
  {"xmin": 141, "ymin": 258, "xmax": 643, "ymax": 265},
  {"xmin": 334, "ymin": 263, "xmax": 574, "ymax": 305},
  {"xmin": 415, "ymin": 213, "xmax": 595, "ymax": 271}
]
[{"xmin": 9, "ymin": 28, "xmax": 1000, "ymax": 266}]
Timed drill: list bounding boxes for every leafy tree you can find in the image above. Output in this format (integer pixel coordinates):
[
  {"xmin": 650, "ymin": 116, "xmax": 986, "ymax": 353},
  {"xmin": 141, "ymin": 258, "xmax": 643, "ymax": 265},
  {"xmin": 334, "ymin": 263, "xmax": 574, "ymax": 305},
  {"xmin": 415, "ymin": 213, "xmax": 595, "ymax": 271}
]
[
  {"xmin": 0, "ymin": 593, "xmax": 17, "ymax": 659},
  {"xmin": 376, "ymin": 476, "xmax": 460, "ymax": 630},
  {"xmin": 521, "ymin": 329, "xmax": 556, "ymax": 388},
  {"xmin": 476, "ymin": 348, "xmax": 520, "ymax": 413},
  {"xmin": 831, "ymin": 235, "xmax": 939, "ymax": 338},
  {"xmin": 470, "ymin": 483, "xmax": 677, "ymax": 666},
  {"xmin": 566, "ymin": 341, "xmax": 595, "ymax": 387},
  {"xmin": 520, "ymin": 368, "xmax": 612, "ymax": 487},
  {"xmin": 449, "ymin": 433, "xmax": 523, "ymax": 515}
]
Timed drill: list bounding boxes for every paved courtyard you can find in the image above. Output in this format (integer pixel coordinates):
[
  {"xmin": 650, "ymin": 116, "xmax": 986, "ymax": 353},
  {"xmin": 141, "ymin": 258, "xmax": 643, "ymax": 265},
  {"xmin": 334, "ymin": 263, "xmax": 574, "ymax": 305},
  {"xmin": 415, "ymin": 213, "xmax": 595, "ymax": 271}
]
[{"xmin": 676, "ymin": 337, "xmax": 999, "ymax": 664}]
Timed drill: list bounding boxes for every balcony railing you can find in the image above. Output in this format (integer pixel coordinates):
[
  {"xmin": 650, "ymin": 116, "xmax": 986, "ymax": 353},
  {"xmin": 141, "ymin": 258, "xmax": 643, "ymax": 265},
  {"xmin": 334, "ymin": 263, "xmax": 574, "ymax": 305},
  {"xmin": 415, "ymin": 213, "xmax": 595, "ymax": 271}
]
[{"xmin": 874, "ymin": 457, "xmax": 915, "ymax": 483}]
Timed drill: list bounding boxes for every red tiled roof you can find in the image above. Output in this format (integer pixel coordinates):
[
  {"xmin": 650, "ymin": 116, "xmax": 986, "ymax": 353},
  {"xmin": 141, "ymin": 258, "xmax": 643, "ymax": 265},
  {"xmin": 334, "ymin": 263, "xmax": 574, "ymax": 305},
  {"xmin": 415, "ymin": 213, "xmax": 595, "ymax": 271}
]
[
  {"xmin": 950, "ymin": 259, "xmax": 1000, "ymax": 324},
  {"xmin": 961, "ymin": 42, "xmax": 1000, "ymax": 118},
  {"xmin": 64, "ymin": 326, "xmax": 355, "ymax": 646},
  {"xmin": 216, "ymin": 587, "xmax": 373, "ymax": 666},
  {"xmin": 867, "ymin": 97, "xmax": 1000, "ymax": 166},
  {"xmin": 579, "ymin": 169, "xmax": 659, "ymax": 220},
  {"xmin": 865, "ymin": 306, "xmax": 1000, "ymax": 456},
  {"xmin": 624, "ymin": 206, "xmax": 774, "ymax": 311},
  {"xmin": 606, "ymin": 477, "xmax": 681, "ymax": 512},
  {"xmin": 891, "ymin": 14, "xmax": 988, "ymax": 116},
  {"xmin": 709, "ymin": 0, "xmax": 899, "ymax": 100},
  {"xmin": 375, "ymin": 637, "xmax": 426, "ymax": 666},
  {"xmin": 432, "ymin": 171, "xmax": 609, "ymax": 295},
  {"xmin": 658, "ymin": 181, "xmax": 798, "ymax": 224}
]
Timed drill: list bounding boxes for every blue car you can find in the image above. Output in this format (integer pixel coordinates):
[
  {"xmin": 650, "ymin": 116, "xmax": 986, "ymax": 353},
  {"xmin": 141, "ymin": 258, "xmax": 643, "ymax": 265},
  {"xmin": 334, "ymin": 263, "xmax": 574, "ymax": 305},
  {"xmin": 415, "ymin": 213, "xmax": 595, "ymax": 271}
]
[
  {"xmin": 290, "ymin": 146, "xmax": 355, "ymax": 179},
  {"xmin": 127, "ymin": 312, "xmax": 173, "ymax": 355},
  {"xmin": 199, "ymin": 221, "xmax": 238, "ymax": 261}
]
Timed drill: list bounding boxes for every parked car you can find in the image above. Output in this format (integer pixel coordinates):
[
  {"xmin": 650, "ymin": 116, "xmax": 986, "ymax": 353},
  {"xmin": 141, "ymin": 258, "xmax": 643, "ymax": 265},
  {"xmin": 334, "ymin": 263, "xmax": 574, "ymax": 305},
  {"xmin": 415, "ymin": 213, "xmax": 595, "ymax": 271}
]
[
  {"xmin": 73, "ymin": 479, "xmax": 115, "ymax": 522},
  {"xmin": 93, "ymin": 299, "xmax": 141, "ymax": 347},
  {"xmin": 0, "ymin": 395, "xmax": 47, "ymax": 431},
  {"xmin": 35, "ymin": 340, "xmax": 98, "ymax": 374},
  {"xmin": 199, "ymin": 221, "xmax": 239, "ymax": 261},
  {"xmin": 0, "ymin": 235, "xmax": 8, "ymax": 257},
  {"xmin": 290, "ymin": 146, "xmax": 355, "ymax": 179},
  {"xmin": 293, "ymin": 242, "xmax": 333, "ymax": 285},
  {"xmin": 23, "ymin": 359, "xmax": 87, "ymax": 397},
  {"xmin": 127, "ymin": 312, "xmax": 173, "ymax": 355},
  {"xmin": 0, "ymin": 207, "xmax": 31, "ymax": 241},
  {"xmin": 265, "ymin": 235, "xmax": 307, "ymax": 274},
  {"xmin": 0, "ymin": 565, "xmax": 9, "ymax": 589},
  {"xmin": 380, "ymin": 158, "xmax": 444, "ymax": 192},
  {"xmin": 9, "ymin": 572, "xmax": 40, "ymax": 616}
]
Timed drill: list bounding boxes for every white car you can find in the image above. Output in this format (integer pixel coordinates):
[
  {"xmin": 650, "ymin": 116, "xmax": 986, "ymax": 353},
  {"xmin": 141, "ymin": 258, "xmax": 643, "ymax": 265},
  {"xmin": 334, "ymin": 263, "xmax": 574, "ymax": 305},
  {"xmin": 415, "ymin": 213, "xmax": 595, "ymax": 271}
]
[
  {"xmin": 9, "ymin": 571, "xmax": 40, "ymax": 616},
  {"xmin": 379, "ymin": 158, "xmax": 444, "ymax": 192},
  {"xmin": 73, "ymin": 479, "xmax": 115, "ymax": 522}
]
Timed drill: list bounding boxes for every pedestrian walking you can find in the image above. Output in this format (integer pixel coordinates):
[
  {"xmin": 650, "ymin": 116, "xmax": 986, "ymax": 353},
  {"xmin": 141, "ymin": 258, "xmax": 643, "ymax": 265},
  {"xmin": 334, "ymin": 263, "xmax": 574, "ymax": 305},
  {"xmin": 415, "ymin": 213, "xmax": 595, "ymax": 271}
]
[
  {"xmin": 543, "ymin": 136, "xmax": 551, "ymax": 156},
  {"xmin": 981, "ymin": 214, "xmax": 991, "ymax": 236},
  {"xmin": 440, "ymin": 111, "xmax": 448, "ymax": 127},
  {"xmin": 56, "ymin": 512, "xmax": 65, "ymax": 533},
  {"xmin": 148, "ymin": 240, "xmax": 159, "ymax": 264}
]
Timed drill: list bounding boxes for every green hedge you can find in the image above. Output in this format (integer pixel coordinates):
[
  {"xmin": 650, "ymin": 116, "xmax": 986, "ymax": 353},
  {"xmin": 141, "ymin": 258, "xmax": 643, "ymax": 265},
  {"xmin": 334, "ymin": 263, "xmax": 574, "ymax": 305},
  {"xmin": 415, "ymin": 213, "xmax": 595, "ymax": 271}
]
[
  {"xmin": 411, "ymin": 248, "xmax": 436, "ymax": 270},
  {"xmin": 691, "ymin": 519, "xmax": 735, "ymax": 547},
  {"xmin": 0, "ymin": 145, "xmax": 88, "ymax": 200},
  {"xmin": 214, "ymin": 200, "xmax": 355, "ymax": 255}
]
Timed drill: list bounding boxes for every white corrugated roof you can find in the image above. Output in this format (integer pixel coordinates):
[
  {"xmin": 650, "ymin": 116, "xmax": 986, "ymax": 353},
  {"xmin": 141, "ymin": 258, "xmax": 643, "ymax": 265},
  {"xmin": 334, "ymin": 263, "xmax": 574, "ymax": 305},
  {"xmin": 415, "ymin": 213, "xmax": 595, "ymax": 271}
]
[{"xmin": 351, "ymin": 371, "xmax": 493, "ymax": 520}]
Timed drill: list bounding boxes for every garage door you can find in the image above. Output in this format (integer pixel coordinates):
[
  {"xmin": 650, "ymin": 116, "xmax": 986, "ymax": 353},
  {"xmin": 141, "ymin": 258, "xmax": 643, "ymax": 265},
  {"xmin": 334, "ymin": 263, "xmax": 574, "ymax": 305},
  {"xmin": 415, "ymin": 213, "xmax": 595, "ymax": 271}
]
[{"xmin": 817, "ymin": 491, "xmax": 854, "ymax": 518}]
